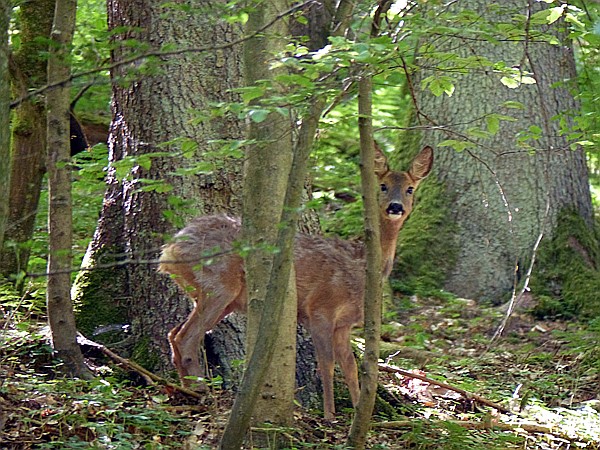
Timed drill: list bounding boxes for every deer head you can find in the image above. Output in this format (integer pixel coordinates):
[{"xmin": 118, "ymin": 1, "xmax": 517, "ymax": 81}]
[{"xmin": 374, "ymin": 144, "xmax": 434, "ymax": 276}]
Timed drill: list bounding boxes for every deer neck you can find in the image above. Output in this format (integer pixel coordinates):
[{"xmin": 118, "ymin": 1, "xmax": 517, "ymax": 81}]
[{"xmin": 380, "ymin": 217, "xmax": 403, "ymax": 278}]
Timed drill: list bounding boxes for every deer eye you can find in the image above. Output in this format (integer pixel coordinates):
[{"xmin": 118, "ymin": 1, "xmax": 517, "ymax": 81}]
[
  {"xmin": 406, "ymin": 186, "xmax": 414, "ymax": 195},
  {"xmin": 380, "ymin": 184, "xmax": 388, "ymax": 192}
]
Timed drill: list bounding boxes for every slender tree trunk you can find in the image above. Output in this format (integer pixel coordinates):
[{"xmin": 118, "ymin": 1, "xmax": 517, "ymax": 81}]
[
  {"xmin": 410, "ymin": 0, "xmax": 593, "ymax": 301},
  {"xmin": 347, "ymin": 75, "xmax": 383, "ymax": 449},
  {"xmin": 0, "ymin": 0, "xmax": 10, "ymax": 253},
  {"xmin": 0, "ymin": 0, "xmax": 55, "ymax": 280},
  {"xmin": 45, "ymin": 0, "xmax": 90, "ymax": 377},
  {"xmin": 240, "ymin": 0, "xmax": 297, "ymax": 430}
]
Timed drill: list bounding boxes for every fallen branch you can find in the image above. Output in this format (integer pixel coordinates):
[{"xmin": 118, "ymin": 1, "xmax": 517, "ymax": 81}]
[
  {"xmin": 378, "ymin": 363, "xmax": 512, "ymax": 414},
  {"xmin": 77, "ymin": 333, "xmax": 204, "ymax": 400},
  {"xmin": 372, "ymin": 419, "xmax": 596, "ymax": 445}
]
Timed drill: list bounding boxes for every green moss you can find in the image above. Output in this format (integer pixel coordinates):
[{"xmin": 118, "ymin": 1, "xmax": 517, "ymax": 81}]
[
  {"xmin": 131, "ymin": 335, "xmax": 161, "ymax": 371},
  {"xmin": 72, "ymin": 247, "xmax": 129, "ymax": 342},
  {"xmin": 389, "ymin": 91, "xmax": 458, "ymax": 298},
  {"xmin": 530, "ymin": 210, "xmax": 600, "ymax": 318},
  {"xmin": 392, "ymin": 178, "xmax": 458, "ymax": 297}
]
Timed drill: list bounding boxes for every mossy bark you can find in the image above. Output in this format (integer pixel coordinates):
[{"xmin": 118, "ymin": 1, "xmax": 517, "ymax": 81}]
[
  {"xmin": 531, "ymin": 210, "xmax": 600, "ymax": 318},
  {"xmin": 0, "ymin": 0, "xmax": 55, "ymax": 280},
  {"xmin": 406, "ymin": 0, "xmax": 593, "ymax": 302},
  {"xmin": 0, "ymin": 0, "xmax": 10, "ymax": 253}
]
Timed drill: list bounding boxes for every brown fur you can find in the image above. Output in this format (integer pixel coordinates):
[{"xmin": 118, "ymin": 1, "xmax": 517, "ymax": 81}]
[{"xmin": 160, "ymin": 145, "xmax": 433, "ymax": 419}]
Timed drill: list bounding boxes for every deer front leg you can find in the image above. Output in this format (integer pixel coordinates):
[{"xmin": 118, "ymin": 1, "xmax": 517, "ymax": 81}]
[
  {"xmin": 334, "ymin": 326, "xmax": 360, "ymax": 407},
  {"xmin": 169, "ymin": 305, "xmax": 208, "ymax": 389}
]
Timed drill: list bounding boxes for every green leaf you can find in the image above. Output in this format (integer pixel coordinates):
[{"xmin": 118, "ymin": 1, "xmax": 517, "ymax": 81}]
[
  {"xmin": 486, "ymin": 116, "xmax": 500, "ymax": 135},
  {"xmin": 502, "ymin": 101, "xmax": 525, "ymax": 109},
  {"xmin": 530, "ymin": 9, "xmax": 552, "ymax": 24},
  {"xmin": 240, "ymin": 86, "xmax": 266, "ymax": 104},
  {"xmin": 520, "ymin": 76, "xmax": 536, "ymax": 85},
  {"xmin": 437, "ymin": 140, "xmax": 475, "ymax": 152},
  {"xmin": 296, "ymin": 15, "xmax": 308, "ymax": 25},
  {"xmin": 529, "ymin": 125, "xmax": 543, "ymax": 137},
  {"xmin": 181, "ymin": 139, "xmax": 198, "ymax": 158},
  {"xmin": 547, "ymin": 6, "xmax": 565, "ymax": 24},
  {"xmin": 173, "ymin": 161, "xmax": 214, "ymax": 176},
  {"xmin": 422, "ymin": 76, "xmax": 455, "ymax": 97},
  {"xmin": 137, "ymin": 155, "xmax": 152, "ymax": 171},
  {"xmin": 248, "ymin": 109, "xmax": 270, "ymax": 123},
  {"xmin": 467, "ymin": 127, "xmax": 491, "ymax": 139},
  {"xmin": 500, "ymin": 76, "xmax": 520, "ymax": 89}
]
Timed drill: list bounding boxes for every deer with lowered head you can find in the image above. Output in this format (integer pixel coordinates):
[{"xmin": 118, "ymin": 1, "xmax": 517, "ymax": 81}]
[{"xmin": 159, "ymin": 144, "xmax": 433, "ymax": 419}]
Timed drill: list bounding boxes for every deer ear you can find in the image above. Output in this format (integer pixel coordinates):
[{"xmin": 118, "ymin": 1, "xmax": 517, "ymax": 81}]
[
  {"xmin": 373, "ymin": 141, "xmax": 390, "ymax": 178},
  {"xmin": 409, "ymin": 146, "xmax": 434, "ymax": 182}
]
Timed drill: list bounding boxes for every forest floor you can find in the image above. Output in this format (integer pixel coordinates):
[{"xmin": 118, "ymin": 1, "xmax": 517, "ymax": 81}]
[{"xmin": 1, "ymin": 291, "xmax": 599, "ymax": 449}]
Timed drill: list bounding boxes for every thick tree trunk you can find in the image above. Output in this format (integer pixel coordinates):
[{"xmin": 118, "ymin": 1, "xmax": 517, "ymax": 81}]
[
  {"xmin": 72, "ymin": 0, "xmax": 245, "ymax": 370},
  {"xmin": 0, "ymin": 0, "xmax": 55, "ymax": 280},
  {"xmin": 0, "ymin": 0, "xmax": 10, "ymax": 253},
  {"xmin": 411, "ymin": 0, "xmax": 593, "ymax": 301}
]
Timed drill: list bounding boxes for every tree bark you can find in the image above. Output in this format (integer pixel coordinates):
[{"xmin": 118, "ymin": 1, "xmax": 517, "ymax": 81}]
[
  {"xmin": 72, "ymin": 0, "xmax": 246, "ymax": 371},
  {"xmin": 410, "ymin": 0, "xmax": 593, "ymax": 301},
  {"xmin": 347, "ymin": 75, "xmax": 383, "ymax": 450},
  {"xmin": 45, "ymin": 0, "xmax": 90, "ymax": 377},
  {"xmin": 239, "ymin": 0, "xmax": 297, "ymax": 430},
  {"xmin": 0, "ymin": 0, "xmax": 10, "ymax": 254},
  {"xmin": 0, "ymin": 0, "xmax": 55, "ymax": 280}
]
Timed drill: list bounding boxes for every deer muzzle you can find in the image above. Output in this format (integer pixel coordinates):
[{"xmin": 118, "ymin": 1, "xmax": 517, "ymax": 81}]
[{"xmin": 386, "ymin": 202, "xmax": 404, "ymax": 217}]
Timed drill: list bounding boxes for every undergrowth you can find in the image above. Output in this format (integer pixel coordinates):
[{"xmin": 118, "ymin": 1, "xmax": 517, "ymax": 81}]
[{"xmin": 2, "ymin": 294, "xmax": 600, "ymax": 449}]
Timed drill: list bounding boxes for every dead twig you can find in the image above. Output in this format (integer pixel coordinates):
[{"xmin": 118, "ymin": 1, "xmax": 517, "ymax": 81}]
[{"xmin": 378, "ymin": 363, "xmax": 512, "ymax": 414}]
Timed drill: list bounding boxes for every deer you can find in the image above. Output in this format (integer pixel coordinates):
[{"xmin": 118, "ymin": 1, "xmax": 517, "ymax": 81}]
[{"xmin": 159, "ymin": 144, "xmax": 433, "ymax": 419}]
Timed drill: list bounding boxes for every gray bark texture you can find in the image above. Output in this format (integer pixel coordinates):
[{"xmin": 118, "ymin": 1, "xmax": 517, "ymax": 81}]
[
  {"xmin": 73, "ymin": 0, "xmax": 245, "ymax": 371},
  {"xmin": 0, "ymin": 0, "xmax": 10, "ymax": 252},
  {"xmin": 413, "ymin": 0, "xmax": 593, "ymax": 301}
]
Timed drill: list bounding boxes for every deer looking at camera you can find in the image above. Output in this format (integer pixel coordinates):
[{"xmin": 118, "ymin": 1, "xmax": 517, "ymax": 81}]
[{"xmin": 159, "ymin": 144, "xmax": 433, "ymax": 419}]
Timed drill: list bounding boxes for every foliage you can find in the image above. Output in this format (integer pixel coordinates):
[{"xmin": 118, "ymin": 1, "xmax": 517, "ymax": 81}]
[
  {"xmin": 71, "ymin": 0, "xmax": 111, "ymax": 123},
  {"xmin": 3, "ymin": 0, "xmax": 600, "ymax": 447}
]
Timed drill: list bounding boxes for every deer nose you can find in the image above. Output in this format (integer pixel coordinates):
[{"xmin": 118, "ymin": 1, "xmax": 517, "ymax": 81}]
[{"xmin": 386, "ymin": 203, "xmax": 404, "ymax": 216}]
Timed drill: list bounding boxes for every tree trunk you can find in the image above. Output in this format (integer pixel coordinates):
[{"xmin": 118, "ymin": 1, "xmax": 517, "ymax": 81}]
[
  {"xmin": 409, "ymin": 0, "xmax": 593, "ymax": 301},
  {"xmin": 0, "ymin": 0, "xmax": 55, "ymax": 281},
  {"xmin": 0, "ymin": 0, "xmax": 10, "ymax": 253},
  {"xmin": 45, "ymin": 0, "xmax": 90, "ymax": 377},
  {"xmin": 347, "ymin": 75, "xmax": 382, "ymax": 450},
  {"xmin": 72, "ymin": 0, "xmax": 246, "ymax": 371},
  {"xmin": 239, "ymin": 0, "xmax": 297, "ymax": 429}
]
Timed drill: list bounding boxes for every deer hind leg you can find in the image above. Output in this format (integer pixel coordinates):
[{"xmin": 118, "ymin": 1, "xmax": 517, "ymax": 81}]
[
  {"xmin": 333, "ymin": 326, "xmax": 360, "ymax": 407},
  {"xmin": 309, "ymin": 318, "xmax": 337, "ymax": 420}
]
